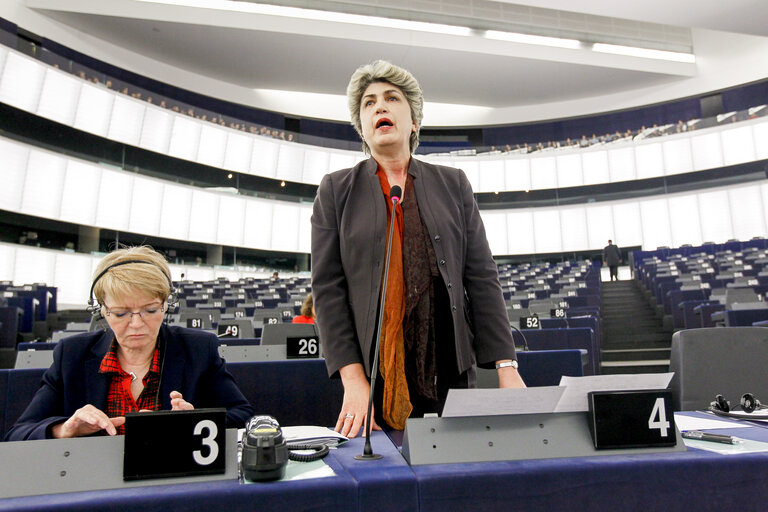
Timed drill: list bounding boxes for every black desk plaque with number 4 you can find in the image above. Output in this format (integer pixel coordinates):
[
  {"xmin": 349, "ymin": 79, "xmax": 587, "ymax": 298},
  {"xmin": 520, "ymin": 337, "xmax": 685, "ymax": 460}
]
[
  {"xmin": 123, "ymin": 408, "xmax": 226, "ymax": 480},
  {"xmin": 588, "ymin": 389, "xmax": 677, "ymax": 449}
]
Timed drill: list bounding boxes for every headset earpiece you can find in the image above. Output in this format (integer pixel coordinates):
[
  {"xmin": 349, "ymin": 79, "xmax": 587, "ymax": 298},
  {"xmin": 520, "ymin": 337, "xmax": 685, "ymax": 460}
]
[
  {"xmin": 740, "ymin": 393, "xmax": 761, "ymax": 413},
  {"xmin": 711, "ymin": 394, "xmax": 730, "ymax": 413}
]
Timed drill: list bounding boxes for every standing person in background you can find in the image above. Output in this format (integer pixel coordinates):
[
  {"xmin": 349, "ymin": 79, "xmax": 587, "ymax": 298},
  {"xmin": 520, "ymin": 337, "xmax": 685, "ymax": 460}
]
[
  {"xmin": 311, "ymin": 60, "xmax": 525, "ymax": 438},
  {"xmin": 603, "ymin": 239, "xmax": 622, "ymax": 282}
]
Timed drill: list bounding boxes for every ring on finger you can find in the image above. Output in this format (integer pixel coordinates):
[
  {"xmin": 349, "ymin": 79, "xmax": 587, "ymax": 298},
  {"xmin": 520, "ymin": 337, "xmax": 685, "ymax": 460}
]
[{"xmin": 344, "ymin": 413, "xmax": 355, "ymax": 420}]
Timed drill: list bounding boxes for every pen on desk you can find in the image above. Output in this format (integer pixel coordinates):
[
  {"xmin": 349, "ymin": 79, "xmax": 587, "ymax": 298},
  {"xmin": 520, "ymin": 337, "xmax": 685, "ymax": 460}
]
[{"xmin": 681, "ymin": 431, "xmax": 740, "ymax": 445}]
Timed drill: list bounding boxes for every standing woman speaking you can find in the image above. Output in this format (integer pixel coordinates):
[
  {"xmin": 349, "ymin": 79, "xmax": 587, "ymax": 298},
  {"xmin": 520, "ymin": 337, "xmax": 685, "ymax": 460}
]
[{"xmin": 311, "ymin": 61, "xmax": 525, "ymax": 437}]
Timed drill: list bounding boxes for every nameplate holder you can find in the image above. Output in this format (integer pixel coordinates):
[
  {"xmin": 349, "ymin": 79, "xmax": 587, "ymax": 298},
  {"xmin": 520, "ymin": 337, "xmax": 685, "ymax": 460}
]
[
  {"xmin": 124, "ymin": 408, "xmax": 227, "ymax": 480},
  {"xmin": 217, "ymin": 323, "xmax": 241, "ymax": 338},
  {"xmin": 286, "ymin": 336, "xmax": 320, "ymax": 359},
  {"xmin": 519, "ymin": 315, "xmax": 540, "ymax": 329},
  {"xmin": 588, "ymin": 389, "xmax": 677, "ymax": 449}
]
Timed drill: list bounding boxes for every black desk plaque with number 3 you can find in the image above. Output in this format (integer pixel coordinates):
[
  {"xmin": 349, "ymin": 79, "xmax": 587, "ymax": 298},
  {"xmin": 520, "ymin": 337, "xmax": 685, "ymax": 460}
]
[
  {"xmin": 123, "ymin": 408, "xmax": 226, "ymax": 480},
  {"xmin": 588, "ymin": 389, "xmax": 677, "ymax": 449}
]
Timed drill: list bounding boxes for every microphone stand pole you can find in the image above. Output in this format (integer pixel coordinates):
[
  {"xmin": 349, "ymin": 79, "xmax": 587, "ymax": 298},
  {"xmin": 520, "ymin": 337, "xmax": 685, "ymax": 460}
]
[{"xmin": 355, "ymin": 190, "xmax": 400, "ymax": 461}]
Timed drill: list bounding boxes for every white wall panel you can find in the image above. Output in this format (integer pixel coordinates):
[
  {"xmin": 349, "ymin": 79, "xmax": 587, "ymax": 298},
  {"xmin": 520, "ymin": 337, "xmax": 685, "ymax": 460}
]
[
  {"xmin": 271, "ymin": 204, "xmax": 299, "ymax": 252},
  {"xmin": 217, "ymin": 195, "xmax": 246, "ymax": 247},
  {"xmin": 302, "ymin": 149, "xmax": 331, "ymax": 185},
  {"xmin": 223, "ymin": 131, "xmax": 254, "ymax": 173},
  {"xmin": 721, "ymin": 126, "xmax": 756, "ymax": 166},
  {"xmin": 634, "ymin": 143, "xmax": 664, "ymax": 180},
  {"xmin": 460, "ymin": 161, "xmax": 480, "ymax": 192},
  {"xmin": 662, "ymin": 138, "xmax": 693, "ymax": 175},
  {"xmin": 555, "ymin": 153, "xmax": 583, "ymax": 188},
  {"xmin": 139, "ymin": 107, "xmax": 173, "ymax": 154},
  {"xmin": 129, "ymin": 177, "xmax": 164, "ymax": 236},
  {"xmin": 244, "ymin": 201, "xmax": 274, "ymax": 249},
  {"xmin": 14, "ymin": 246, "xmax": 55, "ymax": 288},
  {"xmin": 690, "ymin": 132, "xmax": 723, "ymax": 170},
  {"xmin": 532, "ymin": 209, "xmax": 562, "ymax": 253},
  {"xmin": 608, "ymin": 147, "xmax": 636, "ymax": 182},
  {"xmin": 188, "ymin": 190, "xmax": 220, "ymax": 243},
  {"xmin": 0, "ymin": 46, "xmax": 7, "ymax": 75},
  {"xmin": 479, "ymin": 212, "xmax": 508, "ymax": 255},
  {"xmin": 0, "ymin": 137, "xmax": 29, "ymax": 212},
  {"xmin": 108, "ymin": 95, "xmax": 145, "ymax": 146},
  {"xmin": 196, "ymin": 124, "xmax": 228, "ymax": 168},
  {"xmin": 754, "ymin": 121, "xmax": 768, "ymax": 160},
  {"xmin": 251, "ymin": 137, "xmax": 279, "ymax": 178},
  {"xmin": 478, "ymin": 159, "xmax": 505, "ymax": 193},
  {"xmin": 160, "ymin": 185, "xmax": 192, "ymax": 241},
  {"xmin": 530, "ymin": 156, "xmax": 557, "ymax": 190},
  {"xmin": 581, "ymin": 150, "xmax": 610, "ymax": 185},
  {"xmin": 21, "ymin": 151, "xmax": 66, "ymax": 219},
  {"xmin": 298, "ymin": 206, "xmax": 313, "ymax": 254},
  {"xmin": 54, "ymin": 251, "xmax": 93, "ymax": 306},
  {"xmin": 73, "ymin": 82, "xmax": 114, "ymax": 137},
  {"xmin": 37, "ymin": 69, "xmax": 80, "ymax": 126},
  {"xmin": 585, "ymin": 204, "xmax": 614, "ymax": 248},
  {"xmin": 168, "ymin": 115, "xmax": 202, "ymax": 161},
  {"xmin": 729, "ymin": 187, "xmax": 766, "ymax": 241},
  {"xmin": 506, "ymin": 210, "xmax": 535, "ymax": 254},
  {"xmin": 0, "ymin": 243, "xmax": 15, "ymax": 282},
  {"xmin": 329, "ymin": 152, "xmax": 361, "ymax": 178},
  {"xmin": 504, "ymin": 159, "xmax": 530, "ymax": 191},
  {"xmin": 612, "ymin": 202, "xmax": 643, "ymax": 248},
  {"xmin": 559, "ymin": 206, "xmax": 589, "ymax": 251},
  {"xmin": 667, "ymin": 194, "xmax": 702, "ymax": 247},
  {"xmin": 697, "ymin": 190, "xmax": 732, "ymax": 243},
  {"xmin": 0, "ymin": 52, "xmax": 44, "ymax": 112},
  {"xmin": 60, "ymin": 160, "xmax": 100, "ymax": 226},
  {"xmin": 276, "ymin": 143, "xmax": 304, "ymax": 183},
  {"xmin": 96, "ymin": 169, "xmax": 133, "ymax": 231},
  {"xmin": 640, "ymin": 198, "xmax": 672, "ymax": 250}
]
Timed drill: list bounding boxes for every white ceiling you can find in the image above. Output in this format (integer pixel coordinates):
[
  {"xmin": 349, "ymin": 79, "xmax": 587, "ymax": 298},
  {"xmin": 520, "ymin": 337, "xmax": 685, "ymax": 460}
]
[{"xmin": 11, "ymin": 0, "xmax": 768, "ymax": 126}]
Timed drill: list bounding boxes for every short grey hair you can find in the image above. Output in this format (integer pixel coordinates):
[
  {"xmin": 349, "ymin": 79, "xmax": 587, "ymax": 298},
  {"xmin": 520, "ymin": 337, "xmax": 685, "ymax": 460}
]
[{"xmin": 346, "ymin": 60, "xmax": 424, "ymax": 155}]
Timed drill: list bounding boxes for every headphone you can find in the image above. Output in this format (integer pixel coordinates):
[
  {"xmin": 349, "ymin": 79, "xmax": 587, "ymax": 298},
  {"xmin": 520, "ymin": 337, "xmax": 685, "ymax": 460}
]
[
  {"xmin": 87, "ymin": 259, "xmax": 179, "ymax": 322},
  {"xmin": 709, "ymin": 393, "xmax": 768, "ymax": 419}
]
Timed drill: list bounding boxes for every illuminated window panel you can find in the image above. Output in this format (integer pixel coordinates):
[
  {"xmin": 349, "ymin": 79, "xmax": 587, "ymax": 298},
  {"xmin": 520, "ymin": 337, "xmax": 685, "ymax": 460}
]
[
  {"xmin": 0, "ymin": 46, "xmax": 7, "ymax": 75},
  {"xmin": 271, "ymin": 203, "xmax": 299, "ymax": 252},
  {"xmin": 54, "ymin": 251, "xmax": 94, "ymax": 305},
  {"xmin": 96, "ymin": 170, "xmax": 134, "ymax": 231},
  {"xmin": 188, "ymin": 190, "xmax": 220, "ymax": 244},
  {"xmin": 504, "ymin": 158, "xmax": 531, "ymax": 192},
  {"xmin": 460, "ymin": 161, "xmax": 480, "ymax": 192},
  {"xmin": 478, "ymin": 159, "xmax": 505, "ymax": 194},
  {"xmin": 37, "ymin": 68, "xmax": 80, "ymax": 126},
  {"xmin": 530, "ymin": 156, "xmax": 557, "ymax": 190},
  {"xmin": 533, "ymin": 209, "xmax": 562, "ymax": 253},
  {"xmin": 0, "ymin": 243, "xmax": 16, "ymax": 282},
  {"xmin": 216, "ymin": 195, "xmax": 246, "ymax": 247},
  {"xmin": 729, "ymin": 186, "xmax": 766, "ymax": 240},
  {"xmin": 586, "ymin": 204, "xmax": 614, "ymax": 248},
  {"xmin": 21, "ymin": 150, "xmax": 67, "ymax": 219},
  {"xmin": 581, "ymin": 150, "xmax": 610, "ymax": 186},
  {"xmin": 559, "ymin": 206, "xmax": 588, "ymax": 251},
  {"xmin": 555, "ymin": 153, "xmax": 583, "ymax": 188},
  {"xmin": 223, "ymin": 131, "xmax": 254, "ymax": 174},
  {"xmin": 634, "ymin": 143, "xmax": 664, "ymax": 180},
  {"xmin": 640, "ymin": 198, "xmax": 672, "ymax": 250},
  {"xmin": 276, "ymin": 143, "xmax": 305, "ymax": 183},
  {"xmin": 479, "ymin": 211, "xmax": 508, "ymax": 255},
  {"xmin": 250, "ymin": 137, "xmax": 279, "ymax": 178},
  {"xmin": 73, "ymin": 82, "xmax": 114, "ymax": 137},
  {"xmin": 160, "ymin": 185, "xmax": 192, "ymax": 241},
  {"xmin": 197, "ymin": 124, "xmax": 228, "ymax": 169},
  {"xmin": 721, "ymin": 126, "xmax": 756, "ymax": 166},
  {"xmin": 108, "ymin": 95, "xmax": 146, "ymax": 146},
  {"xmin": 183, "ymin": 266, "xmax": 216, "ymax": 282},
  {"xmin": 697, "ymin": 190, "xmax": 733, "ymax": 244},
  {"xmin": 662, "ymin": 138, "xmax": 693, "ymax": 175},
  {"xmin": 690, "ymin": 132, "xmax": 723, "ymax": 171},
  {"xmin": 60, "ymin": 160, "xmax": 100, "ymax": 226},
  {"xmin": 754, "ymin": 121, "xmax": 768, "ymax": 160},
  {"xmin": 139, "ymin": 107, "xmax": 173, "ymax": 154},
  {"xmin": 506, "ymin": 210, "xmax": 535, "ymax": 254},
  {"xmin": 608, "ymin": 147, "xmax": 636, "ymax": 182},
  {"xmin": 298, "ymin": 206, "xmax": 313, "ymax": 254},
  {"xmin": 128, "ymin": 177, "xmax": 164, "ymax": 236},
  {"xmin": 0, "ymin": 52, "xmax": 45, "ymax": 113},
  {"xmin": 244, "ymin": 201, "xmax": 274, "ymax": 249},
  {"xmin": 14, "ymin": 247, "xmax": 55, "ymax": 289},
  {"xmin": 612, "ymin": 202, "xmax": 643, "ymax": 248},
  {"xmin": 329, "ymin": 152, "xmax": 362, "ymax": 178},
  {"xmin": 667, "ymin": 194, "xmax": 702, "ymax": 247},
  {"xmin": 0, "ymin": 137, "xmax": 29, "ymax": 212},
  {"xmin": 302, "ymin": 149, "xmax": 331, "ymax": 185},
  {"xmin": 168, "ymin": 115, "xmax": 202, "ymax": 162}
]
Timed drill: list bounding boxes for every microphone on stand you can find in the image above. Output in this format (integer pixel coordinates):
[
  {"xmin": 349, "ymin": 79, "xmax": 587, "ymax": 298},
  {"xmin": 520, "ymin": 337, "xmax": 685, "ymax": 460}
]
[{"xmin": 355, "ymin": 184, "xmax": 402, "ymax": 461}]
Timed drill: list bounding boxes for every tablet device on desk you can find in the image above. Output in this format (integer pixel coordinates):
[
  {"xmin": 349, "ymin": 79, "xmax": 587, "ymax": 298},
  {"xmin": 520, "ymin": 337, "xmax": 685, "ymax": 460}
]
[{"xmin": 123, "ymin": 408, "xmax": 226, "ymax": 481}]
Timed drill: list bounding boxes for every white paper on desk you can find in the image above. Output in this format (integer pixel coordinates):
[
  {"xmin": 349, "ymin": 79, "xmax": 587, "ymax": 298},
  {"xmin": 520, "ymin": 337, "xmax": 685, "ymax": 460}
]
[
  {"xmin": 554, "ymin": 373, "xmax": 674, "ymax": 413},
  {"xmin": 441, "ymin": 386, "xmax": 565, "ymax": 417},
  {"xmin": 673, "ymin": 413, "xmax": 751, "ymax": 431}
]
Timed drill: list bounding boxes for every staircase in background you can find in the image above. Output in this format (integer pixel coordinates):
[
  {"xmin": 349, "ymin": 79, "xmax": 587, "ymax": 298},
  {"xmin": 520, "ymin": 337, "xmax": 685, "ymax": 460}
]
[{"xmin": 600, "ymin": 280, "xmax": 673, "ymax": 374}]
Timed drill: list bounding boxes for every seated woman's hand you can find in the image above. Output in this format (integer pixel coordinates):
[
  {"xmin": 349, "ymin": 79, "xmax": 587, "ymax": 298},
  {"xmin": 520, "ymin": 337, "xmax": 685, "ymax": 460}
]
[
  {"xmin": 170, "ymin": 390, "xmax": 194, "ymax": 411},
  {"xmin": 51, "ymin": 404, "xmax": 125, "ymax": 438}
]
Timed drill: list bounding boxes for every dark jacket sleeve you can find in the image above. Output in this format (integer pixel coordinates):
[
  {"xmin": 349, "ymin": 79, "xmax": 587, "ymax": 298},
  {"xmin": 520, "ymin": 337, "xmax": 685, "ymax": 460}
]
[
  {"xmin": 311, "ymin": 172, "xmax": 366, "ymax": 377},
  {"xmin": 458, "ymin": 169, "xmax": 517, "ymax": 367},
  {"xmin": 195, "ymin": 337, "xmax": 254, "ymax": 429},
  {"xmin": 4, "ymin": 342, "xmax": 70, "ymax": 441}
]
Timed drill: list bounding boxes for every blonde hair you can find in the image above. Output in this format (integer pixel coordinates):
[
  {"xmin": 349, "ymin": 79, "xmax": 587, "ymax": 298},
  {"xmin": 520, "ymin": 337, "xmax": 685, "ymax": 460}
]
[
  {"xmin": 92, "ymin": 246, "xmax": 172, "ymax": 305},
  {"xmin": 300, "ymin": 293, "xmax": 314, "ymax": 318},
  {"xmin": 347, "ymin": 60, "xmax": 424, "ymax": 155}
]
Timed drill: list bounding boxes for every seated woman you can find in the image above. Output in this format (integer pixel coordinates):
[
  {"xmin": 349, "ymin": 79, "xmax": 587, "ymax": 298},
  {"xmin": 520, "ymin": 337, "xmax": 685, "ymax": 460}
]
[
  {"xmin": 5, "ymin": 246, "xmax": 253, "ymax": 441},
  {"xmin": 292, "ymin": 293, "xmax": 315, "ymax": 324}
]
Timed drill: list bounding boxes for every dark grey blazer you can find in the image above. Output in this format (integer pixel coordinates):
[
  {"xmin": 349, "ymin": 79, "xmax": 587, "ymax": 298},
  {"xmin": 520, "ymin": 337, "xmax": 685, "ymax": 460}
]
[{"xmin": 311, "ymin": 157, "xmax": 516, "ymax": 379}]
